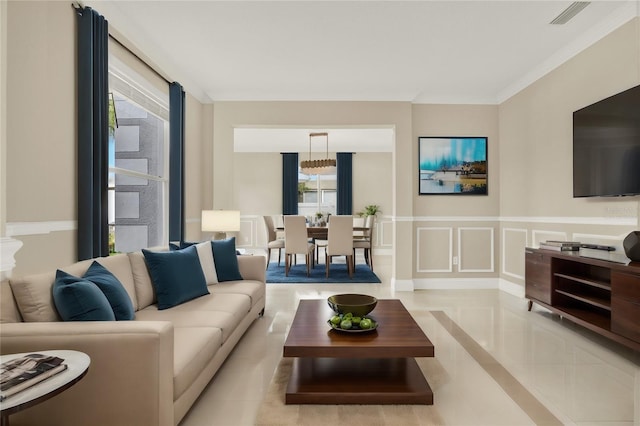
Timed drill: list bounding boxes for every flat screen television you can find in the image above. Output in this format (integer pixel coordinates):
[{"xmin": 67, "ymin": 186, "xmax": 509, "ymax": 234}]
[{"xmin": 573, "ymin": 84, "xmax": 640, "ymax": 197}]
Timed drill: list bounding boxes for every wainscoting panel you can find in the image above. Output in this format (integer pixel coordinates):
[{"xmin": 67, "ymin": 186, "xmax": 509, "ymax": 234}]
[
  {"xmin": 458, "ymin": 227, "xmax": 494, "ymax": 273},
  {"xmin": 238, "ymin": 218, "xmax": 256, "ymax": 248},
  {"xmin": 416, "ymin": 227, "xmax": 453, "ymax": 273},
  {"xmin": 378, "ymin": 217, "xmax": 393, "ymax": 248},
  {"xmin": 502, "ymin": 228, "xmax": 527, "ymax": 280}
]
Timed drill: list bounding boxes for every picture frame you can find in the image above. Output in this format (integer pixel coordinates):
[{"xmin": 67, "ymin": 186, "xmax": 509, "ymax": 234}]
[{"xmin": 418, "ymin": 136, "xmax": 488, "ymax": 195}]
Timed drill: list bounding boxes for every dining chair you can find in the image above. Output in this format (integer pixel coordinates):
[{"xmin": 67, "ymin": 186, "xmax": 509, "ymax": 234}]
[
  {"xmin": 284, "ymin": 215, "xmax": 315, "ymax": 277},
  {"xmin": 325, "ymin": 215, "xmax": 354, "ymax": 278},
  {"xmin": 263, "ymin": 215, "xmax": 285, "ymax": 268},
  {"xmin": 352, "ymin": 216, "xmax": 366, "ymax": 241},
  {"xmin": 353, "ymin": 215, "xmax": 375, "ymax": 271}
]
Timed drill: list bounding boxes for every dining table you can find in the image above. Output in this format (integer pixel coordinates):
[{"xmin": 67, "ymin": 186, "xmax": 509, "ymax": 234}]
[{"xmin": 276, "ymin": 226, "xmax": 369, "ymax": 241}]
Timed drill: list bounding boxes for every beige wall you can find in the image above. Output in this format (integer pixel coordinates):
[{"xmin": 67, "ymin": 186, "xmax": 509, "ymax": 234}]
[
  {"xmin": 500, "ymin": 19, "xmax": 640, "ymax": 219},
  {"xmin": 498, "ymin": 18, "xmax": 640, "ymax": 290},
  {"xmin": 1, "ymin": 0, "xmax": 7, "ymax": 235},
  {"xmin": 5, "ymin": 1, "xmax": 77, "ymax": 275},
  {"xmin": 410, "ymin": 105, "xmax": 500, "ymax": 281}
]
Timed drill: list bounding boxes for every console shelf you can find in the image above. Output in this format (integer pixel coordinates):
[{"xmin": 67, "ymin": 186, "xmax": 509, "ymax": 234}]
[
  {"xmin": 554, "ymin": 289, "xmax": 611, "ymax": 311},
  {"xmin": 553, "ymin": 273, "xmax": 610, "ymax": 291},
  {"xmin": 526, "ymin": 248, "xmax": 640, "ymax": 352}
]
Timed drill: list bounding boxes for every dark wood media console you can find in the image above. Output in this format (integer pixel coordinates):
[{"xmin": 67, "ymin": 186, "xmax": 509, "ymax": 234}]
[{"xmin": 525, "ymin": 248, "xmax": 640, "ymax": 351}]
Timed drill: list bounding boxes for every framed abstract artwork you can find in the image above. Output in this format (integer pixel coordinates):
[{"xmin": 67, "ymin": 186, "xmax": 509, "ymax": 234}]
[{"xmin": 418, "ymin": 136, "xmax": 488, "ymax": 195}]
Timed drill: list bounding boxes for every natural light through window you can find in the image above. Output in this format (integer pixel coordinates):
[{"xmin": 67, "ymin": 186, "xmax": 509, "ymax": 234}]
[
  {"xmin": 298, "ymin": 169, "xmax": 336, "ymax": 224},
  {"xmin": 108, "ymin": 88, "xmax": 169, "ymax": 254}
]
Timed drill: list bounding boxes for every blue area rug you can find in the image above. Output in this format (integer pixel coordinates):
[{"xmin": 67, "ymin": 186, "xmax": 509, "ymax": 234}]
[{"xmin": 266, "ymin": 262, "xmax": 381, "ymax": 284}]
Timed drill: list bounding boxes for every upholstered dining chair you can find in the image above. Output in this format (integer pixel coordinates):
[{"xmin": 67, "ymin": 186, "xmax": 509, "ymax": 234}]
[
  {"xmin": 284, "ymin": 215, "xmax": 315, "ymax": 277},
  {"xmin": 352, "ymin": 216, "xmax": 366, "ymax": 241},
  {"xmin": 263, "ymin": 215, "xmax": 285, "ymax": 268},
  {"xmin": 353, "ymin": 214, "xmax": 375, "ymax": 271},
  {"xmin": 325, "ymin": 215, "xmax": 354, "ymax": 278}
]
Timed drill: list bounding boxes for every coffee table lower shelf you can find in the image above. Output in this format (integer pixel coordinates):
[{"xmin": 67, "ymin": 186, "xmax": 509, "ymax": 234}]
[{"xmin": 285, "ymin": 357, "xmax": 433, "ymax": 405}]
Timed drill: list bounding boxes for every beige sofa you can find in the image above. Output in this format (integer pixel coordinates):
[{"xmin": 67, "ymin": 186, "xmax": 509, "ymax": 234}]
[{"xmin": 0, "ymin": 250, "xmax": 266, "ymax": 426}]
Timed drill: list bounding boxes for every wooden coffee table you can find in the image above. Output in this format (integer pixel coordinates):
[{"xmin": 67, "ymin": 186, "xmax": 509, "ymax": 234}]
[{"xmin": 283, "ymin": 299, "xmax": 434, "ymax": 404}]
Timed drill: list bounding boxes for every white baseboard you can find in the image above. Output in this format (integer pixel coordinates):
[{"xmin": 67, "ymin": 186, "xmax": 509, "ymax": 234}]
[
  {"xmin": 499, "ymin": 278, "xmax": 525, "ymax": 298},
  {"xmin": 414, "ymin": 277, "xmax": 499, "ymax": 290},
  {"xmin": 412, "ymin": 277, "xmax": 526, "ymax": 299},
  {"xmin": 391, "ymin": 278, "xmax": 414, "ymax": 292}
]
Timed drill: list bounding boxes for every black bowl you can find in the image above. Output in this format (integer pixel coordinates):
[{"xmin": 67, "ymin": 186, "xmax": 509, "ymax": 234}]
[{"xmin": 327, "ymin": 294, "xmax": 377, "ymax": 317}]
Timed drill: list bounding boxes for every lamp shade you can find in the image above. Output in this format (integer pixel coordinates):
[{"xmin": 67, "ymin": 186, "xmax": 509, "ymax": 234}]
[{"xmin": 201, "ymin": 210, "xmax": 241, "ymax": 233}]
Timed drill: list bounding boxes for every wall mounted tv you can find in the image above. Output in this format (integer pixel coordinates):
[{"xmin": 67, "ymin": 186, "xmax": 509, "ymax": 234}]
[{"xmin": 573, "ymin": 84, "xmax": 640, "ymax": 197}]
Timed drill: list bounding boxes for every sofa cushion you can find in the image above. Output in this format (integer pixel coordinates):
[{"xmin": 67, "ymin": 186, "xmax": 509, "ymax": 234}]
[
  {"xmin": 84, "ymin": 261, "xmax": 135, "ymax": 320},
  {"xmin": 10, "ymin": 271, "xmax": 60, "ymax": 322},
  {"xmin": 173, "ymin": 327, "xmax": 222, "ymax": 399},
  {"xmin": 52, "ymin": 270, "xmax": 116, "ymax": 321},
  {"xmin": 135, "ymin": 293, "xmax": 250, "ymax": 342},
  {"xmin": 170, "ymin": 241, "xmax": 219, "ymax": 285},
  {"xmin": 169, "ymin": 241, "xmax": 197, "ymax": 249},
  {"xmin": 142, "ymin": 246, "xmax": 209, "ymax": 310},
  {"xmin": 92, "ymin": 254, "xmax": 139, "ymax": 311},
  {"xmin": 209, "ymin": 281, "xmax": 265, "ymax": 311},
  {"xmin": 211, "ymin": 238, "xmax": 243, "ymax": 282},
  {"xmin": 1, "ymin": 280, "xmax": 22, "ymax": 323},
  {"xmin": 128, "ymin": 251, "xmax": 156, "ymax": 310},
  {"xmin": 61, "ymin": 254, "xmax": 138, "ymax": 312},
  {"xmin": 194, "ymin": 242, "xmax": 219, "ymax": 285}
]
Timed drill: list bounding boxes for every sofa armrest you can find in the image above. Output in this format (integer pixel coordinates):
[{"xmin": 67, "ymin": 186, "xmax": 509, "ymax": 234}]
[
  {"xmin": 0, "ymin": 321, "xmax": 174, "ymax": 426},
  {"xmin": 238, "ymin": 254, "xmax": 266, "ymax": 283}
]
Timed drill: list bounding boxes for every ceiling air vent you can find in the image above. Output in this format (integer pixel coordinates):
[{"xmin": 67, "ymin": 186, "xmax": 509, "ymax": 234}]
[{"xmin": 550, "ymin": 2, "xmax": 591, "ymax": 25}]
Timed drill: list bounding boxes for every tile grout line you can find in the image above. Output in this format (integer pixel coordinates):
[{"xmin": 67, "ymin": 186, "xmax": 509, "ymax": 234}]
[{"xmin": 430, "ymin": 310, "xmax": 564, "ymax": 426}]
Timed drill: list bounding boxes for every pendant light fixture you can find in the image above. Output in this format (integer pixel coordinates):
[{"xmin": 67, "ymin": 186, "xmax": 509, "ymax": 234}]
[{"xmin": 300, "ymin": 132, "xmax": 337, "ymax": 175}]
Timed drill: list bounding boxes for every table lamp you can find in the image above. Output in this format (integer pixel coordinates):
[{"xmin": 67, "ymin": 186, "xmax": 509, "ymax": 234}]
[{"xmin": 201, "ymin": 210, "xmax": 240, "ymax": 240}]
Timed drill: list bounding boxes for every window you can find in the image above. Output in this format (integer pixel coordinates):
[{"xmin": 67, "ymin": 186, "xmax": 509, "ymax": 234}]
[
  {"xmin": 108, "ymin": 73, "xmax": 170, "ymax": 253},
  {"xmin": 297, "ymin": 170, "xmax": 336, "ymax": 219}
]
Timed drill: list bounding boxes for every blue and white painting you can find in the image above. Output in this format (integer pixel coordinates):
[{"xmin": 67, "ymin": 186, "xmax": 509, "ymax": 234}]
[{"xmin": 419, "ymin": 137, "xmax": 488, "ymax": 195}]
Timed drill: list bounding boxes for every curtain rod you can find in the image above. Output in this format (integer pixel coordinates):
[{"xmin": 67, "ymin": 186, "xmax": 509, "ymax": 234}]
[
  {"xmin": 71, "ymin": 2, "xmax": 171, "ymax": 85},
  {"xmin": 108, "ymin": 34, "xmax": 171, "ymax": 85}
]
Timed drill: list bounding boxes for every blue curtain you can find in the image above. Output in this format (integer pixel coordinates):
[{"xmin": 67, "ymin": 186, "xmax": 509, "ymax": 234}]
[
  {"xmin": 169, "ymin": 83, "xmax": 185, "ymax": 242},
  {"xmin": 282, "ymin": 153, "xmax": 298, "ymax": 215},
  {"xmin": 76, "ymin": 6, "xmax": 109, "ymax": 260},
  {"xmin": 336, "ymin": 153, "xmax": 353, "ymax": 214}
]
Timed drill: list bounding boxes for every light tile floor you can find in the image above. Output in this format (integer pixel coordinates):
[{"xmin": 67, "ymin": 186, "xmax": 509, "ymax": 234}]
[{"xmin": 180, "ymin": 256, "xmax": 640, "ymax": 426}]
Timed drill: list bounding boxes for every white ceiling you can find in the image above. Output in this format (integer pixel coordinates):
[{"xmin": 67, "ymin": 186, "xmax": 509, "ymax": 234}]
[
  {"xmin": 85, "ymin": 0, "xmax": 639, "ymax": 151},
  {"xmin": 87, "ymin": 0, "xmax": 638, "ymax": 104}
]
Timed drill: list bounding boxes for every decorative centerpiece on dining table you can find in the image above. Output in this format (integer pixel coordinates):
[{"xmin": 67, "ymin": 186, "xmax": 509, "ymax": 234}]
[{"xmin": 313, "ymin": 212, "xmax": 327, "ymax": 227}]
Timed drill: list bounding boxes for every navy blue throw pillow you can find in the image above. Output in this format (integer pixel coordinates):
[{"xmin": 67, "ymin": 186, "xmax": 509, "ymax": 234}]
[
  {"xmin": 169, "ymin": 241, "xmax": 197, "ymax": 251},
  {"xmin": 142, "ymin": 245, "xmax": 209, "ymax": 310},
  {"xmin": 84, "ymin": 261, "xmax": 135, "ymax": 320},
  {"xmin": 211, "ymin": 237, "xmax": 243, "ymax": 282},
  {"xmin": 53, "ymin": 270, "xmax": 116, "ymax": 321}
]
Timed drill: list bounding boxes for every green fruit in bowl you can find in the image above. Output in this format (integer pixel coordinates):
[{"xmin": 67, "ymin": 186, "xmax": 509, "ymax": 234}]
[
  {"xmin": 351, "ymin": 316, "xmax": 361, "ymax": 325},
  {"xmin": 343, "ymin": 312, "xmax": 353, "ymax": 319},
  {"xmin": 340, "ymin": 319, "xmax": 353, "ymax": 330},
  {"xmin": 360, "ymin": 318, "xmax": 372, "ymax": 329},
  {"xmin": 330, "ymin": 315, "xmax": 342, "ymax": 325}
]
